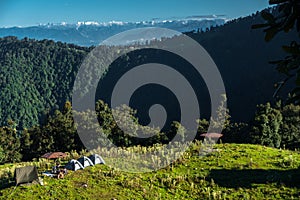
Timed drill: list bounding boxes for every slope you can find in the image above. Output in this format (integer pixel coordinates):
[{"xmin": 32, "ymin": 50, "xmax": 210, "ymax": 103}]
[{"xmin": 0, "ymin": 143, "xmax": 300, "ymax": 199}]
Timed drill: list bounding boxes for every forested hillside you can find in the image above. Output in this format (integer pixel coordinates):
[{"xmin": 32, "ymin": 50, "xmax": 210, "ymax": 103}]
[
  {"xmin": 0, "ymin": 37, "xmax": 90, "ymax": 129},
  {"xmin": 188, "ymin": 11, "xmax": 297, "ymax": 121},
  {"xmin": 0, "ymin": 8, "xmax": 296, "ymax": 130}
]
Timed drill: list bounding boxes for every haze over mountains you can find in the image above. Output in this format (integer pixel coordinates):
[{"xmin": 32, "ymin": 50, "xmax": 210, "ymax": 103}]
[
  {"xmin": 0, "ymin": 16, "xmax": 226, "ymax": 46},
  {"xmin": 0, "ymin": 8, "xmax": 295, "ymax": 130}
]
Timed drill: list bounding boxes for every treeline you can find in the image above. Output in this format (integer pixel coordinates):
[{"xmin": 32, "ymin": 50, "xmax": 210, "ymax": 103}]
[
  {"xmin": 1, "ymin": 99, "xmax": 299, "ymax": 164},
  {"xmin": 0, "ymin": 7, "xmax": 295, "ymax": 130},
  {"xmin": 221, "ymin": 101, "xmax": 300, "ymax": 149},
  {"xmin": 0, "ymin": 101, "xmax": 82, "ymax": 163},
  {"xmin": 0, "ymin": 7, "xmax": 299, "ymax": 164},
  {"xmin": 0, "ymin": 36, "xmax": 90, "ymax": 130}
]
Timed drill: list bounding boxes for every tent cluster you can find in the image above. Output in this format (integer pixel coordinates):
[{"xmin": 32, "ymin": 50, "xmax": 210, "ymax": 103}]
[
  {"xmin": 65, "ymin": 154, "xmax": 105, "ymax": 171},
  {"xmin": 14, "ymin": 154, "xmax": 105, "ymax": 185}
]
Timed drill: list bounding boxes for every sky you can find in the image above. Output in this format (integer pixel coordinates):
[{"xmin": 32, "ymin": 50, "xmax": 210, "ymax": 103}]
[{"xmin": 0, "ymin": 0, "xmax": 270, "ymax": 27}]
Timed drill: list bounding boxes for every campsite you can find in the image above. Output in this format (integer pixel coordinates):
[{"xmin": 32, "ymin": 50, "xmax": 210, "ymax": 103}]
[
  {"xmin": 1, "ymin": 144, "xmax": 300, "ymax": 199},
  {"xmin": 15, "ymin": 153, "xmax": 105, "ymax": 184},
  {"xmin": 0, "ymin": 150, "xmax": 105, "ymax": 185},
  {"xmin": 1, "ymin": 0, "xmax": 300, "ymax": 199}
]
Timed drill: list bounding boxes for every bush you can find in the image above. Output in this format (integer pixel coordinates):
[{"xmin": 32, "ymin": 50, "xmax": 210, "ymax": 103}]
[
  {"xmin": 250, "ymin": 103, "xmax": 283, "ymax": 148},
  {"xmin": 0, "ymin": 125, "xmax": 22, "ymax": 163},
  {"xmin": 222, "ymin": 122, "xmax": 250, "ymax": 144},
  {"xmin": 280, "ymin": 104, "xmax": 300, "ymax": 150}
]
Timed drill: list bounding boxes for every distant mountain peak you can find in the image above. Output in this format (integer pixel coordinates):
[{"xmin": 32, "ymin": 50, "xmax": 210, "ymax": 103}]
[
  {"xmin": 36, "ymin": 15, "xmax": 228, "ymax": 28},
  {"xmin": 0, "ymin": 17, "xmax": 227, "ymax": 46}
]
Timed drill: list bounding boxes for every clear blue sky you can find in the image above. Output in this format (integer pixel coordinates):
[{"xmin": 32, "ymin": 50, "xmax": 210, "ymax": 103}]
[{"xmin": 0, "ymin": 0, "xmax": 269, "ymax": 27}]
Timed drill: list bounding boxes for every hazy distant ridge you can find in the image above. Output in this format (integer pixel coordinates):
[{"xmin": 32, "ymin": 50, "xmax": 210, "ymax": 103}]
[{"xmin": 0, "ymin": 17, "xmax": 226, "ymax": 46}]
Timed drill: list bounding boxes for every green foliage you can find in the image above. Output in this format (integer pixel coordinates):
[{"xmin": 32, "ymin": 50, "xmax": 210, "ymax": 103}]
[
  {"xmin": 252, "ymin": 1, "xmax": 299, "ymax": 41},
  {"xmin": 252, "ymin": 1, "xmax": 300, "ymax": 104},
  {"xmin": 19, "ymin": 128, "xmax": 32, "ymax": 161},
  {"xmin": 0, "ymin": 125, "xmax": 21, "ymax": 163},
  {"xmin": 45, "ymin": 101, "xmax": 80, "ymax": 152},
  {"xmin": 25, "ymin": 125, "xmax": 54, "ymax": 160},
  {"xmin": 210, "ymin": 94, "xmax": 231, "ymax": 132},
  {"xmin": 248, "ymin": 102, "xmax": 300, "ymax": 150},
  {"xmin": 0, "ymin": 9, "xmax": 298, "ymax": 164},
  {"xmin": 196, "ymin": 118, "xmax": 209, "ymax": 135},
  {"xmin": 280, "ymin": 103, "xmax": 300, "ymax": 149},
  {"xmin": 1, "ymin": 144, "xmax": 300, "ymax": 199},
  {"xmin": 251, "ymin": 103, "xmax": 283, "ymax": 148},
  {"xmin": 169, "ymin": 121, "xmax": 187, "ymax": 142},
  {"xmin": 0, "ymin": 36, "xmax": 89, "ymax": 130},
  {"xmin": 0, "ymin": 11, "xmax": 295, "ymax": 131},
  {"xmin": 95, "ymin": 100, "xmax": 165, "ymax": 147},
  {"xmin": 22, "ymin": 101, "xmax": 84, "ymax": 160},
  {"xmin": 222, "ymin": 122, "xmax": 250, "ymax": 144},
  {"xmin": 0, "ymin": 146, "xmax": 4, "ymax": 164}
]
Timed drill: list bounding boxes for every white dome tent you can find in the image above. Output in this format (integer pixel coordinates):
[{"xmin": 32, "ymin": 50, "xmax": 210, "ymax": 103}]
[
  {"xmin": 77, "ymin": 156, "xmax": 94, "ymax": 168},
  {"xmin": 65, "ymin": 159, "xmax": 84, "ymax": 171},
  {"xmin": 88, "ymin": 154, "xmax": 105, "ymax": 165}
]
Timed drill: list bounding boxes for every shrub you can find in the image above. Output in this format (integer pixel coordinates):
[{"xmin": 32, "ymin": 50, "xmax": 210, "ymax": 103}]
[
  {"xmin": 250, "ymin": 103, "xmax": 283, "ymax": 148},
  {"xmin": 280, "ymin": 104, "xmax": 300, "ymax": 150}
]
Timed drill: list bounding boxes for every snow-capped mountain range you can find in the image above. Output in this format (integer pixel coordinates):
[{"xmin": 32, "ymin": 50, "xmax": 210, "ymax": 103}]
[{"xmin": 0, "ymin": 16, "xmax": 227, "ymax": 46}]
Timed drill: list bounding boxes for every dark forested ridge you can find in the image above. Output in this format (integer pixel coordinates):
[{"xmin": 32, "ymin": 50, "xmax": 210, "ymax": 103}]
[
  {"xmin": 187, "ymin": 11, "xmax": 297, "ymax": 122},
  {"xmin": 0, "ymin": 37, "xmax": 90, "ymax": 129},
  {"xmin": 2, "ymin": 5, "xmax": 300, "ymax": 198},
  {"xmin": 0, "ymin": 9, "xmax": 296, "ymax": 130}
]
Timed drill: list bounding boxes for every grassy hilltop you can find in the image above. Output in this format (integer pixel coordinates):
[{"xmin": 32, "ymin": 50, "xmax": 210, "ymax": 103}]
[{"xmin": 1, "ymin": 143, "xmax": 300, "ymax": 199}]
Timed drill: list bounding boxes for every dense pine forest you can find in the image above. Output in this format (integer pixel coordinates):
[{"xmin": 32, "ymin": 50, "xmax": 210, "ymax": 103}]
[
  {"xmin": 2, "ymin": 1, "xmax": 300, "ymax": 199},
  {"xmin": 0, "ymin": 37, "xmax": 90, "ymax": 129},
  {"xmin": 0, "ymin": 7, "xmax": 299, "ymax": 164}
]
